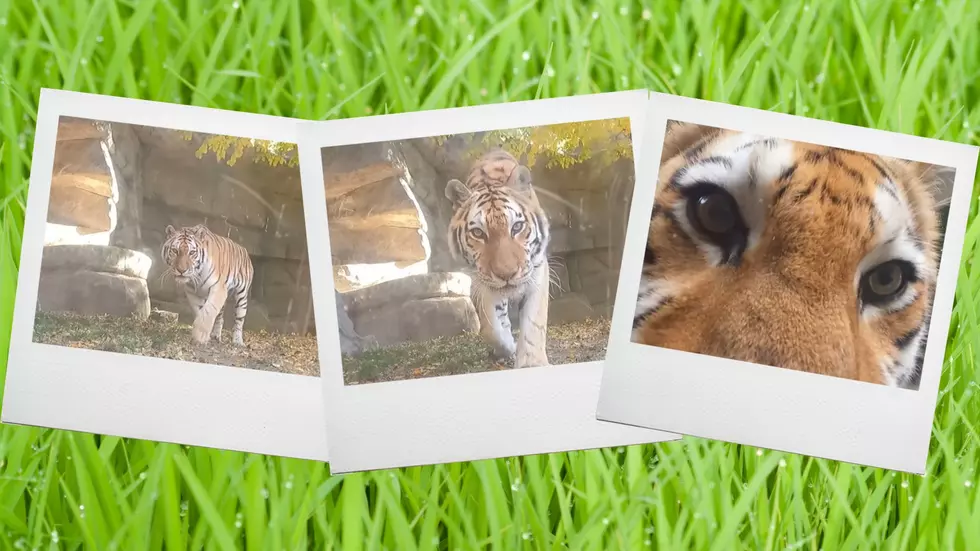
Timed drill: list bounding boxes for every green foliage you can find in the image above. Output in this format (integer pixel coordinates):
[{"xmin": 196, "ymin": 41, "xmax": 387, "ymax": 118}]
[
  {"xmin": 436, "ymin": 118, "xmax": 633, "ymax": 169},
  {"xmin": 1, "ymin": 0, "xmax": 979, "ymax": 550},
  {"xmin": 178, "ymin": 131, "xmax": 298, "ymax": 168}
]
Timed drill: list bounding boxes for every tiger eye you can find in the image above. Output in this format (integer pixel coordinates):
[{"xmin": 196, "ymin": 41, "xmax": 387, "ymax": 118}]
[
  {"xmin": 866, "ymin": 261, "xmax": 905, "ymax": 298},
  {"xmin": 694, "ymin": 193, "xmax": 738, "ymax": 235}
]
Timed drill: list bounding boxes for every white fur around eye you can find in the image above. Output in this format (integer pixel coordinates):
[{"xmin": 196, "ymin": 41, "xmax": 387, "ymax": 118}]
[
  {"xmin": 857, "ymin": 184, "xmax": 932, "ymax": 321},
  {"xmin": 670, "ymin": 137, "xmax": 795, "ymax": 265}
]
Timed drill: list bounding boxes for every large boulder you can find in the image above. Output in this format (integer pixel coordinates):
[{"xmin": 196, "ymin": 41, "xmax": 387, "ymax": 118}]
[
  {"xmin": 37, "ymin": 244, "xmax": 152, "ymax": 319},
  {"xmin": 344, "ymin": 272, "xmax": 479, "ymax": 348},
  {"xmin": 351, "ymin": 297, "xmax": 479, "ymax": 347},
  {"xmin": 41, "ymin": 244, "xmax": 152, "ymax": 279},
  {"xmin": 344, "ymin": 272, "xmax": 471, "ymax": 313},
  {"xmin": 38, "ymin": 270, "xmax": 150, "ymax": 319}
]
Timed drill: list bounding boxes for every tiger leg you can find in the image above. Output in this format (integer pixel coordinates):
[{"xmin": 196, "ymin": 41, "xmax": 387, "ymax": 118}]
[
  {"xmin": 515, "ymin": 261, "xmax": 550, "ymax": 369},
  {"xmin": 474, "ymin": 285, "xmax": 516, "ymax": 362},
  {"xmin": 229, "ymin": 281, "xmax": 249, "ymax": 346},
  {"xmin": 211, "ymin": 307, "xmax": 225, "ymax": 343},
  {"xmin": 183, "ymin": 284, "xmax": 205, "ymax": 310},
  {"xmin": 191, "ymin": 284, "xmax": 228, "ymax": 345}
]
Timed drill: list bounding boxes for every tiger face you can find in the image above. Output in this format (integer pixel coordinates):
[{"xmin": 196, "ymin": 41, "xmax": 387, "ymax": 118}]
[
  {"xmin": 633, "ymin": 122, "xmax": 943, "ymax": 389},
  {"xmin": 445, "ymin": 151, "xmax": 550, "ymax": 293},
  {"xmin": 162, "ymin": 224, "xmax": 208, "ymax": 283}
]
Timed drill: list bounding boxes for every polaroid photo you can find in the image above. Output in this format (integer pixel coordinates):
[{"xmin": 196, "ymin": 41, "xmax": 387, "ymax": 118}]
[
  {"xmin": 300, "ymin": 90, "xmax": 680, "ymax": 473},
  {"xmin": 596, "ymin": 92, "xmax": 979, "ymax": 474},
  {"xmin": 1, "ymin": 89, "xmax": 329, "ymax": 462}
]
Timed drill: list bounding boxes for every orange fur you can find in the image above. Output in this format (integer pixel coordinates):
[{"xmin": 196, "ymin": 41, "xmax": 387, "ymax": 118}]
[{"xmin": 633, "ymin": 123, "xmax": 942, "ymax": 388}]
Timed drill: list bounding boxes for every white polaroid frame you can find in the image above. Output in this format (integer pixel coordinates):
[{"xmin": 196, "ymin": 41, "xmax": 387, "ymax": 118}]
[
  {"xmin": 596, "ymin": 92, "xmax": 979, "ymax": 474},
  {"xmin": 300, "ymin": 90, "xmax": 679, "ymax": 473},
  {"xmin": 1, "ymin": 89, "xmax": 329, "ymax": 462}
]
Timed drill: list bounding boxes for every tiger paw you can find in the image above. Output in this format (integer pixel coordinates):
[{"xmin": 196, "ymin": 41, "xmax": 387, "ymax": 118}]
[{"xmin": 190, "ymin": 325, "xmax": 210, "ymax": 345}]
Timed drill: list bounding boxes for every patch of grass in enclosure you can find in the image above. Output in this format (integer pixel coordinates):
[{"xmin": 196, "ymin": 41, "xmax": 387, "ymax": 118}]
[
  {"xmin": 33, "ymin": 311, "xmax": 319, "ymax": 377},
  {"xmin": 343, "ymin": 317, "xmax": 610, "ymax": 384}
]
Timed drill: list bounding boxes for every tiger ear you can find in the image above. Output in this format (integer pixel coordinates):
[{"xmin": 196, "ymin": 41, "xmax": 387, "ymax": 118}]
[
  {"xmin": 165, "ymin": 225, "xmax": 176, "ymax": 237},
  {"xmin": 190, "ymin": 224, "xmax": 207, "ymax": 237},
  {"xmin": 445, "ymin": 179, "xmax": 472, "ymax": 207},
  {"xmin": 507, "ymin": 165, "xmax": 533, "ymax": 193},
  {"xmin": 660, "ymin": 121, "xmax": 719, "ymax": 163}
]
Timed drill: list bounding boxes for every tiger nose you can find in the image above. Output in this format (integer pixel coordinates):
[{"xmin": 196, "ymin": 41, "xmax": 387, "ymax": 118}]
[{"xmin": 496, "ymin": 265, "xmax": 519, "ymax": 281}]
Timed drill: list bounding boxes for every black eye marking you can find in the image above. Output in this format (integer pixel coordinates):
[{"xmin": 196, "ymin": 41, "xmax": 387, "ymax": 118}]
[
  {"xmin": 511, "ymin": 220, "xmax": 525, "ymax": 236},
  {"xmin": 682, "ymin": 182, "xmax": 748, "ymax": 265},
  {"xmin": 860, "ymin": 260, "xmax": 918, "ymax": 307},
  {"xmin": 469, "ymin": 227, "xmax": 486, "ymax": 240}
]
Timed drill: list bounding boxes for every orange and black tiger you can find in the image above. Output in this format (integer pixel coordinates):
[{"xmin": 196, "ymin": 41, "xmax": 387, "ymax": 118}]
[
  {"xmin": 633, "ymin": 121, "xmax": 943, "ymax": 389},
  {"xmin": 445, "ymin": 150, "xmax": 551, "ymax": 369},
  {"xmin": 162, "ymin": 224, "xmax": 254, "ymax": 346}
]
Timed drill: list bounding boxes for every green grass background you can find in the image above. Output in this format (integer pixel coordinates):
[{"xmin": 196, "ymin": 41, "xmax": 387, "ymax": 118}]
[{"xmin": 1, "ymin": 0, "xmax": 978, "ymax": 549}]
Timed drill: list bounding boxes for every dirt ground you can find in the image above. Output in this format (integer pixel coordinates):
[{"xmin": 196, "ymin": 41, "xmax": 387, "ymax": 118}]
[
  {"xmin": 33, "ymin": 311, "xmax": 320, "ymax": 377},
  {"xmin": 342, "ymin": 317, "xmax": 611, "ymax": 385}
]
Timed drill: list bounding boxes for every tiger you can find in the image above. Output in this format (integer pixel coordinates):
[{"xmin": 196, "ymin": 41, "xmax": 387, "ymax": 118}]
[
  {"xmin": 444, "ymin": 150, "xmax": 552, "ymax": 369},
  {"xmin": 632, "ymin": 121, "xmax": 944, "ymax": 390},
  {"xmin": 161, "ymin": 224, "xmax": 254, "ymax": 347}
]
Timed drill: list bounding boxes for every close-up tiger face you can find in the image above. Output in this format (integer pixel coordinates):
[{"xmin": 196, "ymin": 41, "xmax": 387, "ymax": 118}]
[
  {"xmin": 445, "ymin": 150, "xmax": 550, "ymax": 294},
  {"xmin": 162, "ymin": 224, "xmax": 208, "ymax": 283},
  {"xmin": 633, "ymin": 121, "xmax": 945, "ymax": 389}
]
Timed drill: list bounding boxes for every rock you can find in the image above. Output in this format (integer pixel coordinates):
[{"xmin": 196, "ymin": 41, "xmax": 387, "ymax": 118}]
[
  {"xmin": 152, "ymin": 300, "xmax": 195, "ymax": 325},
  {"xmin": 41, "ymin": 244, "xmax": 152, "ymax": 279},
  {"xmin": 548, "ymin": 292, "xmax": 595, "ymax": 325},
  {"xmin": 56, "ymin": 117, "xmax": 108, "ymax": 142},
  {"xmin": 38, "ymin": 270, "xmax": 150, "ymax": 319},
  {"xmin": 51, "ymin": 138, "xmax": 113, "ymax": 197},
  {"xmin": 149, "ymin": 309, "xmax": 179, "ymax": 324},
  {"xmin": 47, "ymin": 185, "xmax": 111, "ymax": 232},
  {"xmin": 44, "ymin": 223, "xmax": 111, "ymax": 246},
  {"xmin": 335, "ymin": 290, "xmax": 366, "ymax": 355},
  {"xmin": 344, "ymin": 272, "xmax": 472, "ymax": 314},
  {"xmin": 351, "ymin": 296, "xmax": 479, "ymax": 347}
]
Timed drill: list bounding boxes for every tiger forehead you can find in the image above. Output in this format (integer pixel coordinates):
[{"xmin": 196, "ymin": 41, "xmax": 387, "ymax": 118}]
[
  {"xmin": 465, "ymin": 153, "xmax": 520, "ymax": 186},
  {"xmin": 465, "ymin": 189, "xmax": 523, "ymax": 227},
  {"xmin": 683, "ymin": 134, "xmax": 894, "ymax": 205}
]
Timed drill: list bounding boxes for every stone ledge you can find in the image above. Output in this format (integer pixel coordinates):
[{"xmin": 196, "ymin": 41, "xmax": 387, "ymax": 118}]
[{"xmin": 41, "ymin": 244, "xmax": 152, "ymax": 280}]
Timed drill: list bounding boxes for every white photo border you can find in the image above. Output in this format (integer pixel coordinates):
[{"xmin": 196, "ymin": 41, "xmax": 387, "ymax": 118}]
[
  {"xmin": 596, "ymin": 92, "xmax": 979, "ymax": 474},
  {"xmin": 1, "ymin": 89, "xmax": 329, "ymax": 462},
  {"xmin": 300, "ymin": 90, "xmax": 680, "ymax": 473}
]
